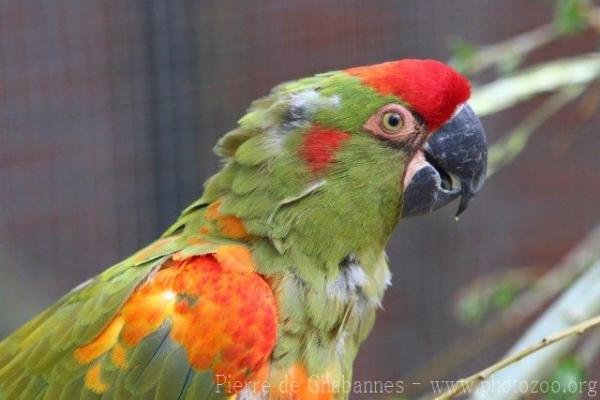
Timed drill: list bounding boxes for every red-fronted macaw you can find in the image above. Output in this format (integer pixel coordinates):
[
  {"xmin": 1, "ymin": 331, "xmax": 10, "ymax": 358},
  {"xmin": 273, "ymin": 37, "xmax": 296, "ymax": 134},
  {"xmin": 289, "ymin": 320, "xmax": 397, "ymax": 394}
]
[{"xmin": 0, "ymin": 59, "xmax": 487, "ymax": 399}]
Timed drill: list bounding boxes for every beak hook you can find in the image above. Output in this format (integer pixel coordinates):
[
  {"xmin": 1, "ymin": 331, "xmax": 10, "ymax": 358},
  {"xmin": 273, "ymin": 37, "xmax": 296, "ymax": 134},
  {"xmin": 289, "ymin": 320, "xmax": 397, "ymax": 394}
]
[{"xmin": 402, "ymin": 103, "xmax": 487, "ymax": 218}]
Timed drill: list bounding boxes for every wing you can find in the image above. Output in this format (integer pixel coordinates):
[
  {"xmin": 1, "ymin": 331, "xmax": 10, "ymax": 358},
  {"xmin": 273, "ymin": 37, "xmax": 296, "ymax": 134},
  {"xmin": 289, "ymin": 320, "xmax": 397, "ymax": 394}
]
[{"xmin": 0, "ymin": 237, "xmax": 277, "ymax": 400}]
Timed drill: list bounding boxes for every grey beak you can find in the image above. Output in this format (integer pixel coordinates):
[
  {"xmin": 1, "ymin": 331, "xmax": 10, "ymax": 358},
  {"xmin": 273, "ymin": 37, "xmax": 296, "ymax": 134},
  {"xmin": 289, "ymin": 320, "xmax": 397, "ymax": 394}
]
[{"xmin": 402, "ymin": 103, "xmax": 487, "ymax": 217}]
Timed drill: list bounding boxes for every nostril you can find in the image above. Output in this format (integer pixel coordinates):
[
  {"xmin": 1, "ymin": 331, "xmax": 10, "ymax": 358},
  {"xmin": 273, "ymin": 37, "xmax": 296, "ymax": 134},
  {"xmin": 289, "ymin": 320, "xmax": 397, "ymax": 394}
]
[{"xmin": 424, "ymin": 150, "xmax": 452, "ymax": 191}]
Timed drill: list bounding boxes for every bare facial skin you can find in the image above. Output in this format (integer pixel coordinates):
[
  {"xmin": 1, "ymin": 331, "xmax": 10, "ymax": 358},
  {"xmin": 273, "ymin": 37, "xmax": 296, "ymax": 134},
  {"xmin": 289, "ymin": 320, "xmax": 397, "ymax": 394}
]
[{"xmin": 363, "ymin": 103, "xmax": 419, "ymax": 143}]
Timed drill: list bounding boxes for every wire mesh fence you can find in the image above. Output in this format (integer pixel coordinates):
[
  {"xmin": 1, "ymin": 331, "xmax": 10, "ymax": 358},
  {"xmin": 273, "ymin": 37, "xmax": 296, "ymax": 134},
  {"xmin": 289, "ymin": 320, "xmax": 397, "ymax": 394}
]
[{"xmin": 1, "ymin": 1, "xmax": 599, "ymax": 397}]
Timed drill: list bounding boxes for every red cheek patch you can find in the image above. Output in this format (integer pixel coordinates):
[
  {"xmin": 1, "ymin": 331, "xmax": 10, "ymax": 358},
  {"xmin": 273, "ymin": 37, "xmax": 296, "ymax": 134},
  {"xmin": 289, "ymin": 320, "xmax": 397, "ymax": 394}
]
[{"xmin": 300, "ymin": 126, "xmax": 350, "ymax": 173}]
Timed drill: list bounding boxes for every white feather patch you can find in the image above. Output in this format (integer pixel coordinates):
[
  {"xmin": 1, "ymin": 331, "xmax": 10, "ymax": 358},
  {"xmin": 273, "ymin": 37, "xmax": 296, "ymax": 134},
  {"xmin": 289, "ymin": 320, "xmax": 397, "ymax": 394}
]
[
  {"xmin": 336, "ymin": 329, "xmax": 349, "ymax": 356},
  {"xmin": 263, "ymin": 90, "xmax": 340, "ymax": 152},
  {"xmin": 289, "ymin": 89, "xmax": 340, "ymax": 114},
  {"xmin": 326, "ymin": 256, "xmax": 369, "ymax": 302},
  {"xmin": 383, "ymin": 268, "xmax": 392, "ymax": 287}
]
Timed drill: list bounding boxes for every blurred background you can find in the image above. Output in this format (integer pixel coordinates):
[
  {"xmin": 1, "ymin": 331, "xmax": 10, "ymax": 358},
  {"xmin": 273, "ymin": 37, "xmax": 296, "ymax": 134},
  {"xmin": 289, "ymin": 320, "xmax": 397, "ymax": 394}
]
[{"xmin": 0, "ymin": 1, "xmax": 599, "ymax": 399}]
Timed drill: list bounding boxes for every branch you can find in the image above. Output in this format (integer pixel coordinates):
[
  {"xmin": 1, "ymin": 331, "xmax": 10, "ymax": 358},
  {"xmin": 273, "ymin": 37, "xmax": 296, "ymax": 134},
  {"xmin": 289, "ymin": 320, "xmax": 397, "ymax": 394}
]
[
  {"xmin": 451, "ymin": 23, "xmax": 558, "ymax": 75},
  {"xmin": 404, "ymin": 224, "xmax": 600, "ymax": 398},
  {"xmin": 467, "ymin": 255, "xmax": 600, "ymax": 400},
  {"xmin": 486, "ymin": 85, "xmax": 585, "ymax": 177},
  {"xmin": 433, "ymin": 313, "xmax": 600, "ymax": 400},
  {"xmin": 470, "ymin": 53, "xmax": 600, "ymax": 116},
  {"xmin": 450, "ymin": 2, "xmax": 600, "ymax": 76}
]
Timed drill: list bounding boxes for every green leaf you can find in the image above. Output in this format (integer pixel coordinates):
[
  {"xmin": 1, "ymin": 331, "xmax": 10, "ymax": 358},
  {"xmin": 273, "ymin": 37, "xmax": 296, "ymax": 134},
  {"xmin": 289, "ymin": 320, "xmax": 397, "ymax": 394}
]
[
  {"xmin": 454, "ymin": 270, "xmax": 535, "ymax": 326},
  {"xmin": 455, "ymin": 291, "xmax": 491, "ymax": 326},
  {"xmin": 492, "ymin": 281, "xmax": 520, "ymax": 309},
  {"xmin": 554, "ymin": 0, "xmax": 590, "ymax": 34},
  {"xmin": 496, "ymin": 54, "xmax": 523, "ymax": 75},
  {"xmin": 448, "ymin": 37, "xmax": 478, "ymax": 73},
  {"xmin": 545, "ymin": 357, "xmax": 586, "ymax": 400}
]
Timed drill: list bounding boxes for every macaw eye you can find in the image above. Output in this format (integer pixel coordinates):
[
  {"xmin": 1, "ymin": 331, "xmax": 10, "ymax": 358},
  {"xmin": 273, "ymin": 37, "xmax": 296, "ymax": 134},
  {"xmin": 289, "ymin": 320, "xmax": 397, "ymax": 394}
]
[
  {"xmin": 381, "ymin": 112, "xmax": 404, "ymax": 133},
  {"xmin": 363, "ymin": 103, "xmax": 419, "ymax": 143}
]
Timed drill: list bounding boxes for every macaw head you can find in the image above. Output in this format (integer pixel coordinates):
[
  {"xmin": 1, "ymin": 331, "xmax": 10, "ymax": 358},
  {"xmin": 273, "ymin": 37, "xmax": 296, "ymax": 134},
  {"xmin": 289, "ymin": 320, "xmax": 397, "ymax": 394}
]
[
  {"xmin": 211, "ymin": 59, "xmax": 487, "ymax": 257},
  {"xmin": 344, "ymin": 59, "xmax": 487, "ymax": 217}
]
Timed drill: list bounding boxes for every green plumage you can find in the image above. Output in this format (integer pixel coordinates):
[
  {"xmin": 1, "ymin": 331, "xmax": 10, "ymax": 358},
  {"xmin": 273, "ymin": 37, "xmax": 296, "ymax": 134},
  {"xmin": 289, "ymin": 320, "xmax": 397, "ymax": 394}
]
[
  {"xmin": 1, "ymin": 68, "xmax": 417, "ymax": 400},
  {"xmin": 179, "ymin": 71, "xmax": 403, "ymax": 394}
]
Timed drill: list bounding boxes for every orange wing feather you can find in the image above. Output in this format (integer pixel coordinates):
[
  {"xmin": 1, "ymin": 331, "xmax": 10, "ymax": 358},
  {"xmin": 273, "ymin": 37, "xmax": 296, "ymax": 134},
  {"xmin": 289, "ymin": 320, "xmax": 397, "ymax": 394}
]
[{"xmin": 74, "ymin": 245, "xmax": 278, "ymax": 395}]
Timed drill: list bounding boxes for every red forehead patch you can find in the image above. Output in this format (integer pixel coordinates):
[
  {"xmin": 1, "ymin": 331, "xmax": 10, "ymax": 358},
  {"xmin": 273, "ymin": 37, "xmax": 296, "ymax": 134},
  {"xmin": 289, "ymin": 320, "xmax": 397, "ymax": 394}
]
[{"xmin": 345, "ymin": 59, "xmax": 471, "ymax": 131}]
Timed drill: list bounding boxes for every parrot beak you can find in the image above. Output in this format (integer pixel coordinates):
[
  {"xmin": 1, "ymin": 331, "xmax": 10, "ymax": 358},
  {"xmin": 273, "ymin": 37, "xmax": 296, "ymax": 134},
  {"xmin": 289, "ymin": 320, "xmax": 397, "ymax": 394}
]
[{"xmin": 402, "ymin": 103, "xmax": 487, "ymax": 218}]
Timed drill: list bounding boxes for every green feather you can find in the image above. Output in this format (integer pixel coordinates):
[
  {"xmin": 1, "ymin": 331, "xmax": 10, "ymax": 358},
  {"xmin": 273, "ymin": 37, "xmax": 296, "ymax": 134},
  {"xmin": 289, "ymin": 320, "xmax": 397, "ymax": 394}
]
[
  {"xmin": 154, "ymin": 347, "xmax": 191, "ymax": 400},
  {"xmin": 184, "ymin": 372, "xmax": 226, "ymax": 400},
  {"xmin": 0, "ymin": 64, "xmax": 424, "ymax": 399}
]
